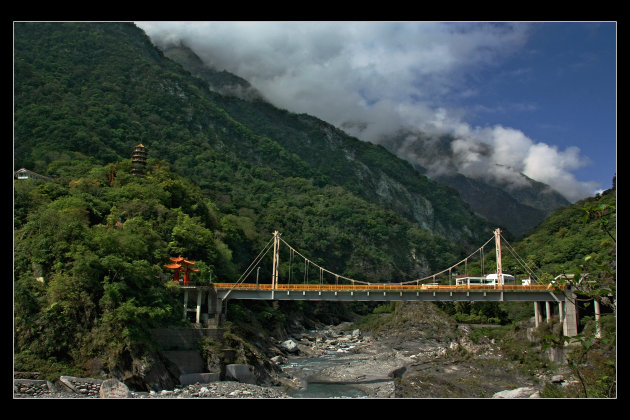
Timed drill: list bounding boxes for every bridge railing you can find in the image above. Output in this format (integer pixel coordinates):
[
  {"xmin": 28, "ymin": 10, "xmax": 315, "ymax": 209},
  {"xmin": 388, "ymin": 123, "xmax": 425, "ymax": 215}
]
[{"xmin": 211, "ymin": 283, "xmax": 563, "ymax": 292}]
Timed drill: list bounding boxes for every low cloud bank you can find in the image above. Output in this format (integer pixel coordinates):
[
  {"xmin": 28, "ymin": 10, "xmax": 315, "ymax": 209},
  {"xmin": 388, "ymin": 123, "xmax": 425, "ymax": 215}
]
[{"xmin": 137, "ymin": 21, "xmax": 600, "ymax": 202}]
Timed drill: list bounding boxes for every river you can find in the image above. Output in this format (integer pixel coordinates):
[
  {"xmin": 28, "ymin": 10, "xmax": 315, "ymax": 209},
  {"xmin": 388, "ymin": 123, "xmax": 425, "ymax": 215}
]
[
  {"xmin": 281, "ymin": 351, "xmax": 370, "ymax": 398},
  {"xmin": 275, "ymin": 324, "xmax": 404, "ymax": 398},
  {"xmin": 273, "ymin": 317, "xmax": 549, "ymax": 398}
]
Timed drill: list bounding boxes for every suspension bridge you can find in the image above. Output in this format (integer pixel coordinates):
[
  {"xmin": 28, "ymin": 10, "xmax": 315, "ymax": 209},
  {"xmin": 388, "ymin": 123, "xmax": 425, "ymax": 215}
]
[{"xmin": 177, "ymin": 228, "xmax": 578, "ymax": 336}]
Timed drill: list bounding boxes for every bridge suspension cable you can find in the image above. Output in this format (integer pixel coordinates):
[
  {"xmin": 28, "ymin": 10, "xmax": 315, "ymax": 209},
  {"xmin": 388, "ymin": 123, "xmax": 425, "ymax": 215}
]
[
  {"xmin": 499, "ymin": 233, "xmax": 541, "ymax": 284},
  {"xmin": 277, "ymin": 233, "xmax": 497, "ymax": 288},
  {"xmin": 222, "ymin": 235, "xmax": 275, "ymax": 299},
  {"xmin": 234, "ymin": 228, "xmax": 540, "ymax": 290}
]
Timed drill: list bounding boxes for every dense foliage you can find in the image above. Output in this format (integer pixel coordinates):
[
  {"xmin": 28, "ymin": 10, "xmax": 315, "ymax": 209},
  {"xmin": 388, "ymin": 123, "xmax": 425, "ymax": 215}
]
[
  {"xmin": 509, "ymin": 188, "xmax": 616, "ymax": 280},
  {"xmin": 14, "ymin": 23, "xmax": 491, "ymax": 245},
  {"xmin": 14, "ymin": 160, "xmax": 228, "ymax": 376}
]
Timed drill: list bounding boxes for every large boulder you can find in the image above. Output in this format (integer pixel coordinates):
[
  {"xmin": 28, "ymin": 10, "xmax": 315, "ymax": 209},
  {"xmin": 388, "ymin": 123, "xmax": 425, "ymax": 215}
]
[
  {"xmin": 280, "ymin": 339, "xmax": 299, "ymax": 354},
  {"xmin": 225, "ymin": 364, "xmax": 256, "ymax": 384},
  {"xmin": 492, "ymin": 387, "xmax": 538, "ymax": 398},
  {"xmin": 99, "ymin": 378, "xmax": 131, "ymax": 398}
]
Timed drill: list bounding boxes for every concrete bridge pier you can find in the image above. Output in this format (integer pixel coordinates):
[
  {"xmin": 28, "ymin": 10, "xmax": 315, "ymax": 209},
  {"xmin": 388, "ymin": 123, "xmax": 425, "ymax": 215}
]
[
  {"xmin": 562, "ymin": 287, "xmax": 578, "ymax": 338},
  {"xmin": 545, "ymin": 301, "xmax": 552, "ymax": 323},
  {"xmin": 533, "ymin": 290, "xmax": 578, "ymax": 338},
  {"xmin": 206, "ymin": 287, "xmax": 224, "ymax": 325},
  {"xmin": 182, "ymin": 287, "xmax": 206, "ymax": 323},
  {"xmin": 533, "ymin": 302, "xmax": 543, "ymax": 328},
  {"xmin": 594, "ymin": 299, "xmax": 601, "ymax": 338}
]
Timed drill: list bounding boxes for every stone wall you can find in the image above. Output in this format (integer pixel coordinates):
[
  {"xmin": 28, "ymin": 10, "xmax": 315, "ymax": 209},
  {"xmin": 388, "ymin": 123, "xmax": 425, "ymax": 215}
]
[
  {"xmin": 14, "ymin": 379, "xmax": 55, "ymax": 396},
  {"xmin": 59, "ymin": 376, "xmax": 103, "ymax": 397},
  {"xmin": 14, "ymin": 375, "xmax": 105, "ymax": 397}
]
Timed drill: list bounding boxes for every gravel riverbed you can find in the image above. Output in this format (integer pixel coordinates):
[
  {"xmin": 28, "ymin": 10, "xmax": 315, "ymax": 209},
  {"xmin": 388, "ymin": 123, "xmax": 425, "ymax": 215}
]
[{"xmin": 15, "ymin": 303, "xmax": 574, "ymax": 399}]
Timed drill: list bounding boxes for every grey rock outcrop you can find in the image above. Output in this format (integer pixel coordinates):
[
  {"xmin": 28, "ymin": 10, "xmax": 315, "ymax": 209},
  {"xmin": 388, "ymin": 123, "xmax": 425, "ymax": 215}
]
[
  {"xmin": 100, "ymin": 378, "xmax": 131, "ymax": 398},
  {"xmin": 280, "ymin": 339, "xmax": 299, "ymax": 354},
  {"xmin": 492, "ymin": 387, "xmax": 539, "ymax": 398},
  {"xmin": 225, "ymin": 364, "xmax": 256, "ymax": 384}
]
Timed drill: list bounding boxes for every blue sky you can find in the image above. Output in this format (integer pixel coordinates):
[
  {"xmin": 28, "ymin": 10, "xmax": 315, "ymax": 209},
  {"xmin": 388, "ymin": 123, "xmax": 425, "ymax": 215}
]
[
  {"xmin": 138, "ymin": 21, "xmax": 616, "ymax": 202},
  {"xmin": 458, "ymin": 22, "xmax": 616, "ymax": 195}
]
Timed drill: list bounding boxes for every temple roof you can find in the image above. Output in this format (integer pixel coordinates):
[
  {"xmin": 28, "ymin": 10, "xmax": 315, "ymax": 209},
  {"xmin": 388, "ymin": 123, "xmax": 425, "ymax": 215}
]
[
  {"xmin": 164, "ymin": 263, "xmax": 181, "ymax": 269},
  {"xmin": 169, "ymin": 256, "xmax": 196, "ymax": 265}
]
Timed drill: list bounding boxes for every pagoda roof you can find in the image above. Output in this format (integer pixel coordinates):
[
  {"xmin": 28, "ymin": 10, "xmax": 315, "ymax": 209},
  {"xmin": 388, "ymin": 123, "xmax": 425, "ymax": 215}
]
[
  {"xmin": 169, "ymin": 256, "xmax": 196, "ymax": 265},
  {"xmin": 164, "ymin": 263, "xmax": 181, "ymax": 269}
]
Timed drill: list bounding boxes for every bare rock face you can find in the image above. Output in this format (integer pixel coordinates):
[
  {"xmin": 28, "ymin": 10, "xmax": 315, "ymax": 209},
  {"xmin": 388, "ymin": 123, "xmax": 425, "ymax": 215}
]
[
  {"xmin": 111, "ymin": 351, "xmax": 180, "ymax": 392},
  {"xmin": 100, "ymin": 378, "xmax": 132, "ymax": 398}
]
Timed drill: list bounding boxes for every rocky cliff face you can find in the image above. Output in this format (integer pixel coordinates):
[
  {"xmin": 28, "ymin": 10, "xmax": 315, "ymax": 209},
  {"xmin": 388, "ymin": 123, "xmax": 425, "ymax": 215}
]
[{"xmin": 377, "ymin": 130, "xmax": 570, "ymax": 238}]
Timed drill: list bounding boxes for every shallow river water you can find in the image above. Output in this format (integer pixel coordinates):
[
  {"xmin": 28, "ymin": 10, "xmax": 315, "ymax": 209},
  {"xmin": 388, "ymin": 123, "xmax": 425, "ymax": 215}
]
[{"xmin": 281, "ymin": 351, "xmax": 369, "ymax": 398}]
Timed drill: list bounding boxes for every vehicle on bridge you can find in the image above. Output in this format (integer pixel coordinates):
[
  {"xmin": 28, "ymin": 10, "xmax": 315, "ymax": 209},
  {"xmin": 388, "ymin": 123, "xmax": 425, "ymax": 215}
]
[{"xmin": 455, "ymin": 273, "xmax": 516, "ymax": 287}]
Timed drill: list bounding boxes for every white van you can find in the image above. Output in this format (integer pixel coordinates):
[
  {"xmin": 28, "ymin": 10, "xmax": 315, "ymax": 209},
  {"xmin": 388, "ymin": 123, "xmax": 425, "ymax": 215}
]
[
  {"xmin": 484, "ymin": 273, "xmax": 515, "ymax": 285},
  {"xmin": 454, "ymin": 274, "xmax": 515, "ymax": 286}
]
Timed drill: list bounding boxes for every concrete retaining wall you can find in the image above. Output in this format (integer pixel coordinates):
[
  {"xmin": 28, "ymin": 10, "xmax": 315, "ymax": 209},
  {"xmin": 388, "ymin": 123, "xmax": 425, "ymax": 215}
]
[
  {"xmin": 179, "ymin": 372, "xmax": 221, "ymax": 386},
  {"xmin": 151, "ymin": 328, "xmax": 223, "ymax": 351},
  {"xmin": 161, "ymin": 350, "xmax": 205, "ymax": 374}
]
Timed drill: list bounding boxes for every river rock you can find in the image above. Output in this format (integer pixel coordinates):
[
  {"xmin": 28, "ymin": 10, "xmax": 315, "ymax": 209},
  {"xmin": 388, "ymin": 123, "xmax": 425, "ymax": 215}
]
[
  {"xmin": 551, "ymin": 375, "xmax": 565, "ymax": 383},
  {"xmin": 492, "ymin": 387, "xmax": 538, "ymax": 398},
  {"xmin": 271, "ymin": 355, "xmax": 286, "ymax": 365},
  {"xmin": 99, "ymin": 378, "xmax": 131, "ymax": 398},
  {"xmin": 280, "ymin": 339, "xmax": 299, "ymax": 354},
  {"xmin": 179, "ymin": 372, "xmax": 220, "ymax": 386}
]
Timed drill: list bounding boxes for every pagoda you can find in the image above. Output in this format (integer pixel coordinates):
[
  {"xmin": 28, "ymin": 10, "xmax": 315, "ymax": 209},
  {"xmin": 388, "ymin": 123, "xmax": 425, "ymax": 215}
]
[
  {"xmin": 165, "ymin": 256, "xmax": 199, "ymax": 285},
  {"xmin": 131, "ymin": 144, "xmax": 147, "ymax": 176}
]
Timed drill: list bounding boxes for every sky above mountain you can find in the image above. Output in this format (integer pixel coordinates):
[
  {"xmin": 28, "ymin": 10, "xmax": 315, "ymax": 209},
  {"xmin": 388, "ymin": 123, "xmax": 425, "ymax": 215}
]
[{"xmin": 136, "ymin": 21, "xmax": 616, "ymax": 202}]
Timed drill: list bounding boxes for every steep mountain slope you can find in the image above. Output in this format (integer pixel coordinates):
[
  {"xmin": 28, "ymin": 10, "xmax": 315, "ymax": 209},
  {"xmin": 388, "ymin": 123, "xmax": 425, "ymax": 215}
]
[
  {"xmin": 506, "ymin": 187, "xmax": 616, "ymax": 278},
  {"xmin": 434, "ymin": 173, "xmax": 557, "ymax": 238},
  {"xmin": 159, "ymin": 43, "xmax": 490, "ymax": 245},
  {"xmin": 159, "ymin": 43, "xmax": 568, "ymax": 239}
]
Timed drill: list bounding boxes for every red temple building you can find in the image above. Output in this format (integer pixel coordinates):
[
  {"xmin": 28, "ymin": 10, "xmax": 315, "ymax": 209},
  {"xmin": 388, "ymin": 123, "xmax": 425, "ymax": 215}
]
[{"xmin": 165, "ymin": 256, "xmax": 199, "ymax": 285}]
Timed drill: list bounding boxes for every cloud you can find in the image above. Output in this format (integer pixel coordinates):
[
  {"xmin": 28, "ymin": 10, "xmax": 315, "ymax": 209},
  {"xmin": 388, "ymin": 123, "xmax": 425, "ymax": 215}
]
[{"xmin": 136, "ymin": 21, "xmax": 600, "ymax": 202}]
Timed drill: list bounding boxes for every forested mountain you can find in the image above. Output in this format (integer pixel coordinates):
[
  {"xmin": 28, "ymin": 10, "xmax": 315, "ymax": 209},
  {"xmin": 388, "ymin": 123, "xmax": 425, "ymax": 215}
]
[
  {"xmin": 159, "ymin": 44, "xmax": 489, "ymax": 243},
  {"xmin": 14, "ymin": 22, "xmax": 494, "ymax": 378},
  {"xmin": 505, "ymin": 186, "xmax": 615, "ymax": 282},
  {"xmin": 158, "ymin": 43, "xmax": 570, "ymax": 239}
]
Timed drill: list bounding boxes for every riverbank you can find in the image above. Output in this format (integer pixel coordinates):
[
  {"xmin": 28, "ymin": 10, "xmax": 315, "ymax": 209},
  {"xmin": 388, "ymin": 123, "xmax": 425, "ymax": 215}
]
[
  {"xmin": 14, "ymin": 302, "xmax": 577, "ymax": 399},
  {"xmin": 276, "ymin": 322, "xmax": 399, "ymax": 397}
]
